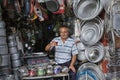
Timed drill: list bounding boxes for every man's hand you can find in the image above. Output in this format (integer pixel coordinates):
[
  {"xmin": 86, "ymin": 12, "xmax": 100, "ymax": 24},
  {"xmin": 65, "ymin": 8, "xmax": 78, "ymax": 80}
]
[{"xmin": 69, "ymin": 65, "xmax": 76, "ymax": 73}]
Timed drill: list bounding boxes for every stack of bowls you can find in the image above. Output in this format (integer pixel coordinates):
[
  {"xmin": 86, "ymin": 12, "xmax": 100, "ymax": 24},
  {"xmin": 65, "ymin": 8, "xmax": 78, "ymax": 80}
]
[
  {"xmin": 0, "ymin": 20, "xmax": 11, "ymax": 75},
  {"xmin": 80, "ymin": 17, "xmax": 104, "ymax": 46},
  {"xmin": 8, "ymin": 35, "xmax": 21, "ymax": 68}
]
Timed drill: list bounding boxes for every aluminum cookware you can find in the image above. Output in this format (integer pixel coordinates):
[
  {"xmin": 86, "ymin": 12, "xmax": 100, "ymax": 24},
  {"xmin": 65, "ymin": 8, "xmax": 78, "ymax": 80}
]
[
  {"xmin": 77, "ymin": 51, "xmax": 87, "ymax": 61},
  {"xmin": 61, "ymin": 66, "xmax": 69, "ymax": 73},
  {"xmin": 18, "ymin": 66, "xmax": 29, "ymax": 77},
  {"xmin": 0, "ymin": 45, "xmax": 8, "ymax": 55},
  {"xmin": 0, "ymin": 20, "xmax": 5, "ymax": 28},
  {"xmin": 76, "ymin": 63, "xmax": 105, "ymax": 80},
  {"xmin": 77, "ymin": 42, "xmax": 85, "ymax": 51},
  {"xmin": 46, "ymin": 0, "xmax": 60, "ymax": 12},
  {"xmin": 11, "ymin": 53, "xmax": 20, "ymax": 60},
  {"xmin": 80, "ymin": 17, "xmax": 104, "ymax": 45},
  {"xmin": 9, "ymin": 46, "xmax": 18, "ymax": 54},
  {"xmin": 108, "ymin": 29, "xmax": 115, "ymax": 56},
  {"xmin": 0, "ymin": 54, "xmax": 10, "ymax": 67},
  {"xmin": 0, "ymin": 28, "xmax": 6, "ymax": 36},
  {"xmin": 12, "ymin": 59, "xmax": 21, "ymax": 68},
  {"xmin": 0, "ymin": 37, "xmax": 7, "ymax": 45},
  {"xmin": 85, "ymin": 42, "xmax": 105, "ymax": 63},
  {"xmin": 73, "ymin": 0, "xmax": 103, "ymax": 20}
]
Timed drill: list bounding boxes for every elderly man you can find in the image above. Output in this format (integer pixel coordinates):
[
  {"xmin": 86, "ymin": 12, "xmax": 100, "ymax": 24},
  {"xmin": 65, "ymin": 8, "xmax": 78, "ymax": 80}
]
[{"xmin": 45, "ymin": 25, "xmax": 78, "ymax": 80}]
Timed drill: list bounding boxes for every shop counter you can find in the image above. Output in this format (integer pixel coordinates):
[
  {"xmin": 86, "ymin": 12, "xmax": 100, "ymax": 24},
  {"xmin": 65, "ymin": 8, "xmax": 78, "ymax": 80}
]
[{"xmin": 22, "ymin": 73, "xmax": 69, "ymax": 80}]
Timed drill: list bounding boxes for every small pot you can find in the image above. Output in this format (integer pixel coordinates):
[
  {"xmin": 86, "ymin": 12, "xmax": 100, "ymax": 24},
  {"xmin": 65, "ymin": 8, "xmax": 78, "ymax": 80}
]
[
  {"xmin": 9, "ymin": 46, "xmax": 18, "ymax": 54},
  {"xmin": 46, "ymin": 65, "xmax": 53, "ymax": 75},
  {"xmin": 0, "ymin": 54, "xmax": 10, "ymax": 67},
  {"xmin": 12, "ymin": 59, "xmax": 21, "ymax": 68},
  {"xmin": 11, "ymin": 53, "xmax": 20, "ymax": 60}
]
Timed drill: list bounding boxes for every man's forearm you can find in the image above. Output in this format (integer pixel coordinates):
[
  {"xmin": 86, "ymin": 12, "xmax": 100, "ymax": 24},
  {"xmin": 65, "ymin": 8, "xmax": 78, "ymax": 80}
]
[{"xmin": 70, "ymin": 55, "xmax": 77, "ymax": 66}]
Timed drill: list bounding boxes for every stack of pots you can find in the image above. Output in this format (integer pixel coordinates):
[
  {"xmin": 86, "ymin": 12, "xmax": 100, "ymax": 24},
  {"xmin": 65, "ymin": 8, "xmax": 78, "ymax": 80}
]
[
  {"xmin": 0, "ymin": 20, "xmax": 11, "ymax": 76},
  {"xmin": 8, "ymin": 35, "xmax": 22, "ymax": 80}
]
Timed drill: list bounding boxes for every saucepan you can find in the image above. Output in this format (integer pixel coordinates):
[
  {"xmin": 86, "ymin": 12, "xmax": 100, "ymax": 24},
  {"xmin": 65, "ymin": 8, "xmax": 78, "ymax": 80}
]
[{"xmin": 46, "ymin": 0, "xmax": 60, "ymax": 12}]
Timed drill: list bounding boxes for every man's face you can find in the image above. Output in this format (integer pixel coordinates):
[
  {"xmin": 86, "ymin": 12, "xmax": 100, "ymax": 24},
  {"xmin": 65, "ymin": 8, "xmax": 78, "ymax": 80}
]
[{"xmin": 59, "ymin": 27, "xmax": 69, "ymax": 39}]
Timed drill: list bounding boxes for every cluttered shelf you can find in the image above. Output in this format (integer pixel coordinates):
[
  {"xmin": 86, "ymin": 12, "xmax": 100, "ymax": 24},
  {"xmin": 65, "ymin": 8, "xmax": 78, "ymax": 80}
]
[{"xmin": 22, "ymin": 73, "xmax": 69, "ymax": 80}]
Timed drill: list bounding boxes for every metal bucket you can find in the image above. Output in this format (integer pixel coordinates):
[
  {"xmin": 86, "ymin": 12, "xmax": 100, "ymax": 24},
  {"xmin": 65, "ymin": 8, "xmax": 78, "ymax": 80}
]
[
  {"xmin": 73, "ymin": 0, "xmax": 103, "ymax": 20},
  {"xmin": 0, "ymin": 54, "xmax": 10, "ymax": 67},
  {"xmin": 80, "ymin": 17, "xmax": 104, "ymax": 45},
  {"xmin": 0, "ymin": 45, "xmax": 8, "ymax": 55}
]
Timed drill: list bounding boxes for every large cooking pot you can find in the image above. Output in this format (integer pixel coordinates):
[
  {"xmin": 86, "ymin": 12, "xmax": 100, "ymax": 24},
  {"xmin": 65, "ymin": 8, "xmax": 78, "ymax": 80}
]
[
  {"xmin": 0, "ymin": 54, "xmax": 10, "ymax": 67},
  {"xmin": 76, "ymin": 63, "xmax": 105, "ymax": 80},
  {"xmin": 0, "ymin": 28, "xmax": 6, "ymax": 36},
  {"xmin": 80, "ymin": 17, "xmax": 104, "ymax": 45},
  {"xmin": 9, "ymin": 46, "xmax": 18, "ymax": 54},
  {"xmin": 12, "ymin": 59, "xmax": 21, "ymax": 68},
  {"xmin": 0, "ymin": 45, "xmax": 8, "ymax": 55},
  {"xmin": 46, "ymin": 0, "xmax": 60, "ymax": 12},
  {"xmin": 73, "ymin": 0, "xmax": 103, "ymax": 20},
  {"xmin": 85, "ymin": 42, "xmax": 105, "ymax": 63},
  {"xmin": 11, "ymin": 53, "xmax": 20, "ymax": 60},
  {"xmin": 0, "ymin": 37, "xmax": 7, "ymax": 45}
]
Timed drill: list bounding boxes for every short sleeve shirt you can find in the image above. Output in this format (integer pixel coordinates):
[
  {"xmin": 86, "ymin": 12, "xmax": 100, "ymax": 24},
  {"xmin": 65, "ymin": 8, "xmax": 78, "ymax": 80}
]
[{"xmin": 51, "ymin": 37, "xmax": 78, "ymax": 64}]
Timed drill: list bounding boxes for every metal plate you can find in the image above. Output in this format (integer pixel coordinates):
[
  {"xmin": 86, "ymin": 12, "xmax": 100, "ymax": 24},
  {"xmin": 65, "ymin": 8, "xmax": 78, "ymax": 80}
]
[{"xmin": 77, "ymin": 63, "xmax": 105, "ymax": 80}]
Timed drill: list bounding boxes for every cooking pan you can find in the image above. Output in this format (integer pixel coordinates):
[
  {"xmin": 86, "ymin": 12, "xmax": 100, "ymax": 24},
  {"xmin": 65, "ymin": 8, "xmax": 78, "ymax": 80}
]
[{"xmin": 46, "ymin": 0, "xmax": 60, "ymax": 12}]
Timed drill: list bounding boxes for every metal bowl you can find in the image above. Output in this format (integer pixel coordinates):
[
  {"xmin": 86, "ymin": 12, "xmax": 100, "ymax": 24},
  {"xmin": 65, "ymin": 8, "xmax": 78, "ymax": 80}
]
[
  {"xmin": 80, "ymin": 17, "xmax": 104, "ymax": 45},
  {"xmin": 77, "ymin": 63, "xmax": 105, "ymax": 80},
  {"xmin": 74, "ymin": 0, "xmax": 103, "ymax": 20},
  {"xmin": 77, "ymin": 51, "xmax": 87, "ymax": 61},
  {"xmin": 85, "ymin": 42, "xmax": 105, "ymax": 63}
]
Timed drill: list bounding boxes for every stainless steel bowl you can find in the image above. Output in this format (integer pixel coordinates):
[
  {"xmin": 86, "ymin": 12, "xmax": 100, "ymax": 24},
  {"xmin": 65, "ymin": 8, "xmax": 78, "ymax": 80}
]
[
  {"xmin": 80, "ymin": 17, "xmax": 104, "ymax": 45},
  {"xmin": 74, "ymin": 0, "xmax": 103, "ymax": 20},
  {"xmin": 85, "ymin": 42, "xmax": 105, "ymax": 63}
]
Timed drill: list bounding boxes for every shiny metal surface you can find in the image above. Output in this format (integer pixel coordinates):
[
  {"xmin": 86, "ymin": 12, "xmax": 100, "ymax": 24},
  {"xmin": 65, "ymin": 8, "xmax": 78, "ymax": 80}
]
[
  {"xmin": 77, "ymin": 63, "xmax": 105, "ymax": 80},
  {"xmin": 73, "ymin": 0, "xmax": 103, "ymax": 20},
  {"xmin": 85, "ymin": 42, "xmax": 105, "ymax": 63},
  {"xmin": 80, "ymin": 17, "xmax": 104, "ymax": 45}
]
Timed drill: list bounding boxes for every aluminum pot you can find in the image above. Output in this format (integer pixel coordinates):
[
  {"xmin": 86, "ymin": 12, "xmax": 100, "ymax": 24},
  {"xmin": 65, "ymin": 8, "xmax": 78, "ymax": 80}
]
[
  {"xmin": 11, "ymin": 53, "xmax": 20, "ymax": 60},
  {"xmin": 0, "ymin": 54, "xmax": 10, "ymax": 67},
  {"xmin": 85, "ymin": 42, "xmax": 105, "ymax": 63},
  {"xmin": 0, "ymin": 28, "xmax": 6, "ymax": 36},
  {"xmin": 77, "ymin": 51, "xmax": 87, "ymax": 61},
  {"xmin": 9, "ymin": 46, "xmax": 18, "ymax": 54},
  {"xmin": 77, "ymin": 42, "xmax": 85, "ymax": 51},
  {"xmin": 0, "ymin": 20, "xmax": 5, "ymax": 28},
  {"xmin": 12, "ymin": 59, "xmax": 21, "ymax": 68},
  {"xmin": 0, "ymin": 45, "xmax": 8, "ymax": 55},
  {"xmin": 0, "ymin": 37, "xmax": 7, "ymax": 45},
  {"xmin": 46, "ymin": 0, "xmax": 60, "ymax": 12},
  {"xmin": 0, "ymin": 66, "xmax": 11, "ymax": 75}
]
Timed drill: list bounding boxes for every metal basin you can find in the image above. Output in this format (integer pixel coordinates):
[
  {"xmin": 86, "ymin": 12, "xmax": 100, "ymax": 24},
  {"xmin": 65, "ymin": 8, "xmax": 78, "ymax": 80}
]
[
  {"xmin": 85, "ymin": 42, "xmax": 105, "ymax": 63},
  {"xmin": 73, "ymin": 0, "xmax": 103, "ymax": 20}
]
